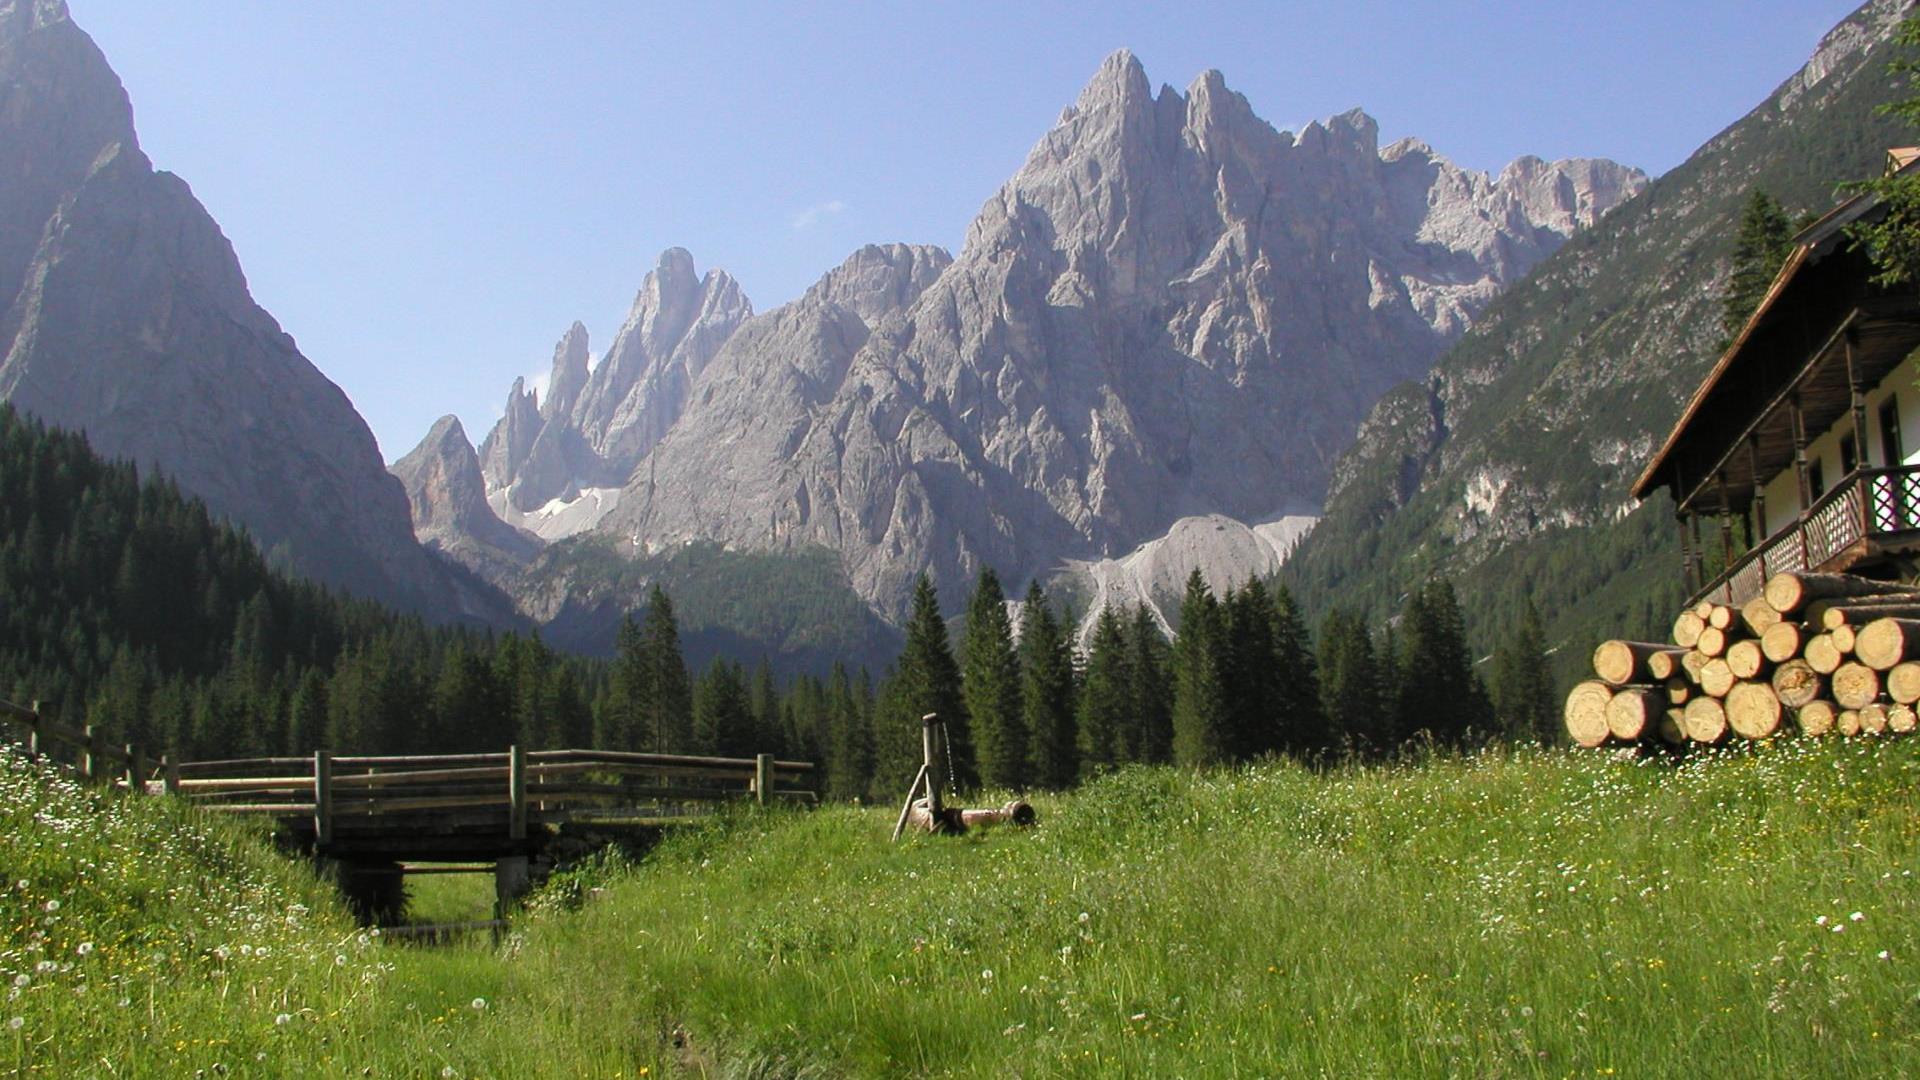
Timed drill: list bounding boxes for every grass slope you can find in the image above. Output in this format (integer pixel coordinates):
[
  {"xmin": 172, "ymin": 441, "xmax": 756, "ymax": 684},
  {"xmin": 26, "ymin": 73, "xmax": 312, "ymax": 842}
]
[{"xmin": 11, "ymin": 737, "xmax": 1920, "ymax": 1076}]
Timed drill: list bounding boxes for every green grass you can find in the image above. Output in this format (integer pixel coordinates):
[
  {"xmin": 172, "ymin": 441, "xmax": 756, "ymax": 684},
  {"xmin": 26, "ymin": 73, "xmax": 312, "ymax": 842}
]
[{"xmin": 8, "ymin": 738, "xmax": 1920, "ymax": 1076}]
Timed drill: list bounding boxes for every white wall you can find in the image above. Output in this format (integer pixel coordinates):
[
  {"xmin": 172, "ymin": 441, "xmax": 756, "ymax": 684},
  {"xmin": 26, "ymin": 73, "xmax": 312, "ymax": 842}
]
[{"xmin": 1753, "ymin": 349, "xmax": 1920, "ymax": 538}]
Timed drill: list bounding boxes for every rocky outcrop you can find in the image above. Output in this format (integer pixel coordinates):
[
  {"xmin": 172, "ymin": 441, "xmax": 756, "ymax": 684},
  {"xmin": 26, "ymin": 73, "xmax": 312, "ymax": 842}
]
[
  {"xmin": 477, "ymin": 250, "xmax": 754, "ymax": 517},
  {"xmin": 598, "ymin": 52, "xmax": 1644, "ymax": 620},
  {"xmin": 0, "ymin": 1, "xmax": 505, "ymax": 620},
  {"xmin": 393, "ymin": 416, "xmax": 541, "ymax": 588},
  {"xmin": 1282, "ymin": 0, "xmax": 1912, "ymax": 667}
]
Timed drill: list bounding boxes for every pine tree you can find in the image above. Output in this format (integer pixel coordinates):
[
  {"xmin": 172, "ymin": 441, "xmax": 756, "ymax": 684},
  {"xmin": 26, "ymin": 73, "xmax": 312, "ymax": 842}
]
[
  {"xmin": 1269, "ymin": 582, "xmax": 1325, "ymax": 753},
  {"xmin": 693, "ymin": 659, "xmax": 755, "ymax": 757},
  {"xmin": 1077, "ymin": 605, "xmax": 1129, "ymax": 776},
  {"xmin": 1171, "ymin": 570, "xmax": 1229, "ymax": 766},
  {"xmin": 1318, "ymin": 608, "xmax": 1381, "ymax": 756},
  {"xmin": 639, "ymin": 586, "xmax": 692, "ymax": 753},
  {"xmin": 601, "ymin": 613, "xmax": 648, "ymax": 750},
  {"xmin": 749, "ymin": 658, "xmax": 782, "ymax": 756},
  {"xmin": 824, "ymin": 663, "xmax": 875, "ymax": 801},
  {"xmin": 1223, "ymin": 579, "xmax": 1280, "ymax": 760},
  {"xmin": 1491, "ymin": 596, "xmax": 1560, "ymax": 744},
  {"xmin": 881, "ymin": 576, "xmax": 973, "ymax": 790},
  {"xmin": 1393, "ymin": 579, "xmax": 1492, "ymax": 746},
  {"xmin": 1722, "ymin": 188, "xmax": 1796, "ymax": 342},
  {"xmin": 1125, "ymin": 604, "xmax": 1173, "ymax": 763},
  {"xmin": 1019, "ymin": 581, "xmax": 1078, "ymax": 788},
  {"xmin": 960, "ymin": 567, "xmax": 1026, "ymax": 789}
]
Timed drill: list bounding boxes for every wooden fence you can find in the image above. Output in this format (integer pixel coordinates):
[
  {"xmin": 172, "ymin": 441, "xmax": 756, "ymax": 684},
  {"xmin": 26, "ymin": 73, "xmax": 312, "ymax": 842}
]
[{"xmin": 0, "ymin": 698, "xmax": 815, "ymax": 842}]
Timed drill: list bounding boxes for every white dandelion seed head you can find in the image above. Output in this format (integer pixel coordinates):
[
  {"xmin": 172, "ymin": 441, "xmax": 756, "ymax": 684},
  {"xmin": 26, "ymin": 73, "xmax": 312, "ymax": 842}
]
[
  {"xmin": 6, "ymin": 1017, "xmax": 19, "ymax": 1031},
  {"xmin": 75, "ymin": 942, "xmax": 92, "ymax": 956},
  {"xmin": 274, "ymin": 1013, "xmax": 290, "ymax": 1026},
  {"xmin": 470, "ymin": 998, "xmax": 486, "ymax": 1011},
  {"xmin": 41, "ymin": 900, "xmax": 57, "ymax": 913}
]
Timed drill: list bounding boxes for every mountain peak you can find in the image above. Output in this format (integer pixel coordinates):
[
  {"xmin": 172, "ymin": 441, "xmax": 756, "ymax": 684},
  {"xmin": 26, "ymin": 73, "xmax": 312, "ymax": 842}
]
[{"xmin": 1076, "ymin": 48, "xmax": 1151, "ymax": 112}]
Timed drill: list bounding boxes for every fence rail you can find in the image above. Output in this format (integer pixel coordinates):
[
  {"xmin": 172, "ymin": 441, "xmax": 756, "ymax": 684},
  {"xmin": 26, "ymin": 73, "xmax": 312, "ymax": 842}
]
[
  {"xmin": 0, "ymin": 698, "xmax": 815, "ymax": 845},
  {"xmin": 1693, "ymin": 464, "xmax": 1920, "ymax": 607}
]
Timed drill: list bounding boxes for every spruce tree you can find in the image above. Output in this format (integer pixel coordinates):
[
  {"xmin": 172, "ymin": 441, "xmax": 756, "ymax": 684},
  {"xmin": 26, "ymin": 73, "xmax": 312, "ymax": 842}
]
[
  {"xmin": 825, "ymin": 663, "xmax": 876, "ymax": 801},
  {"xmin": 1077, "ymin": 605, "xmax": 1129, "ymax": 776},
  {"xmin": 961, "ymin": 567, "xmax": 1027, "ymax": 789},
  {"xmin": 1125, "ymin": 604, "xmax": 1174, "ymax": 763},
  {"xmin": 639, "ymin": 586, "xmax": 692, "ymax": 753},
  {"xmin": 1394, "ymin": 579, "xmax": 1492, "ymax": 746},
  {"xmin": 1491, "ymin": 597, "xmax": 1560, "ymax": 744},
  {"xmin": 1223, "ymin": 579, "xmax": 1280, "ymax": 760},
  {"xmin": 1722, "ymin": 188, "xmax": 1796, "ymax": 342},
  {"xmin": 693, "ymin": 659, "xmax": 755, "ymax": 757},
  {"xmin": 1269, "ymin": 582, "xmax": 1324, "ymax": 753},
  {"xmin": 1019, "ymin": 581, "xmax": 1078, "ymax": 788},
  {"xmin": 601, "ymin": 614, "xmax": 648, "ymax": 750},
  {"xmin": 1318, "ymin": 608, "xmax": 1381, "ymax": 755},
  {"xmin": 884, "ymin": 575, "xmax": 974, "ymax": 790},
  {"xmin": 1171, "ymin": 570, "xmax": 1229, "ymax": 767}
]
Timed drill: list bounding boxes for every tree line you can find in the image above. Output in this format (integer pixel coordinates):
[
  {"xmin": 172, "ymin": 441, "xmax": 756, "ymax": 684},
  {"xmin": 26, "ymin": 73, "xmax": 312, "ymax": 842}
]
[{"xmin": 0, "ymin": 403, "xmax": 1560, "ymax": 798}]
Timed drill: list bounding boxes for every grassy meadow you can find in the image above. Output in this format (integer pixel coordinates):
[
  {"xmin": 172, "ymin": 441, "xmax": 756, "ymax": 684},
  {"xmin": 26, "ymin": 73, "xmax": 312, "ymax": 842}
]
[{"xmin": 5, "ymin": 737, "xmax": 1920, "ymax": 1076}]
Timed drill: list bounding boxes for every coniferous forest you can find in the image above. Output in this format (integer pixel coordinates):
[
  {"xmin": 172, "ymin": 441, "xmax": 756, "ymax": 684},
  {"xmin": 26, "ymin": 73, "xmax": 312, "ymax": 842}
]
[{"xmin": 0, "ymin": 403, "xmax": 1546, "ymax": 801}]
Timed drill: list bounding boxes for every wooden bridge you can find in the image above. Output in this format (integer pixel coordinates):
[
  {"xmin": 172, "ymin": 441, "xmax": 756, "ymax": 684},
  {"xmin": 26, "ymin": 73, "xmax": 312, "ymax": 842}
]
[{"xmin": 0, "ymin": 698, "xmax": 815, "ymax": 919}]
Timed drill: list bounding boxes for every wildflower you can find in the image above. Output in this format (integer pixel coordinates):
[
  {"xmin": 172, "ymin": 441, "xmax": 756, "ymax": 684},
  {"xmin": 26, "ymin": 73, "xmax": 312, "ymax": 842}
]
[
  {"xmin": 1879, "ymin": 950, "xmax": 1892, "ymax": 961},
  {"xmin": 1850, "ymin": 911, "xmax": 1865, "ymax": 922},
  {"xmin": 442, "ymin": 1069, "xmax": 455, "ymax": 1079},
  {"xmin": 11, "ymin": 976, "xmax": 26, "ymax": 989},
  {"xmin": 1832, "ymin": 924, "xmax": 1845, "ymax": 934},
  {"xmin": 1077, "ymin": 912, "xmax": 1090, "ymax": 924},
  {"xmin": 41, "ymin": 900, "xmax": 57, "ymax": 913},
  {"xmin": 470, "ymin": 998, "xmax": 487, "ymax": 1011},
  {"xmin": 75, "ymin": 942, "xmax": 92, "ymax": 957},
  {"xmin": 981, "ymin": 969, "xmax": 994, "ymax": 981},
  {"xmin": 1815, "ymin": 915, "xmax": 1829, "ymax": 926},
  {"xmin": 6, "ymin": 1017, "xmax": 19, "ymax": 1031},
  {"xmin": 274, "ymin": 1014, "xmax": 290, "ymax": 1027}
]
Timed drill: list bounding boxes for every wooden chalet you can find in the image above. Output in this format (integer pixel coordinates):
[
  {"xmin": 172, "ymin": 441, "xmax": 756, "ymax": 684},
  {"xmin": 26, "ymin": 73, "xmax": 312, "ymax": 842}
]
[{"xmin": 1634, "ymin": 150, "xmax": 1920, "ymax": 607}]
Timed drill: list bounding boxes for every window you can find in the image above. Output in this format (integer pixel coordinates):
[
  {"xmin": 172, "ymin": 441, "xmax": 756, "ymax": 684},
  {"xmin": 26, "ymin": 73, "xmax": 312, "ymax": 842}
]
[{"xmin": 1841, "ymin": 432, "xmax": 1858, "ymax": 475}]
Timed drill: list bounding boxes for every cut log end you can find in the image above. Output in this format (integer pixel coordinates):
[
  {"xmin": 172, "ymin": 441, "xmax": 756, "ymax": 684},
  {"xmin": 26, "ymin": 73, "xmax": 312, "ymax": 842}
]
[{"xmin": 1564, "ymin": 681, "xmax": 1614, "ymax": 748}]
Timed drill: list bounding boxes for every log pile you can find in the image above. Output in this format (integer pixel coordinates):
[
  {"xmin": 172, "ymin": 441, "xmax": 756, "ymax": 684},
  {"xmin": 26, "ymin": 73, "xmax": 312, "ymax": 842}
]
[{"xmin": 1564, "ymin": 572, "xmax": 1920, "ymax": 748}]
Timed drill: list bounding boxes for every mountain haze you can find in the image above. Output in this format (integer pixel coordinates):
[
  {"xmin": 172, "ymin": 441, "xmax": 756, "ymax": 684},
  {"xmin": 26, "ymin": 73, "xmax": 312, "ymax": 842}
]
[
  {"xmin": 421, "ymin": 52, "xmax": 1643, "ymax": 628},
  {"xmin": 1283, "ymin": 0, "xmax": 1913, "ymax": 680},
  {"xmin": 0, "ymin": 0, "xmax": 506, "ymax": 620}
]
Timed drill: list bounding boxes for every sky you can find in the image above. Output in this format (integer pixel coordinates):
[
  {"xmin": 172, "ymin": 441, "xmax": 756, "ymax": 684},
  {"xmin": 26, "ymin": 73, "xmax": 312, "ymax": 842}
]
[{"xmin": 69, "ymin": 0, "xmax": 1865, "ymax": 463}]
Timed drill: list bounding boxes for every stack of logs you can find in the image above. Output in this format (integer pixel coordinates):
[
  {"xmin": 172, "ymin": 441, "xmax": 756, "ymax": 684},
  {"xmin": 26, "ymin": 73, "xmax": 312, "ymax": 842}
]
[{"xmin": 1565, "ymin": 572, "xmax": 1920, "ymax": 747}]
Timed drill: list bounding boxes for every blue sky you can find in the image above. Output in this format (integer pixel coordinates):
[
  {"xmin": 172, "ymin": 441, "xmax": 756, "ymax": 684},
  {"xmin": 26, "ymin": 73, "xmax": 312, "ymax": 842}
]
[{"xmin": 70, "ymin": 1, "xmax": 1863, "ymax": 461}]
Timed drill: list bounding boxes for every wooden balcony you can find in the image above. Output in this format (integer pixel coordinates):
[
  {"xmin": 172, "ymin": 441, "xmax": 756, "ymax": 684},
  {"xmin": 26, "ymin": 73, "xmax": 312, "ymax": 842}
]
[{"xmin": 1691, "ymin": 464, "xmax": 1920, "ymax": 607}]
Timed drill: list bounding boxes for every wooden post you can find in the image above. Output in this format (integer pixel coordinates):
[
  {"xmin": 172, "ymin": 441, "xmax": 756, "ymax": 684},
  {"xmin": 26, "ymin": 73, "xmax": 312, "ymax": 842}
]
[
  {"xmin": 24, "ymin": 700, "xmax": 39, "ymax": 759},
  {"xmin": 1847, "ymin": 332, "xmax": 1870, "ymax": 468},
  {"xmin": 754, "ymin": 753, "xmax": 774, "ymax": 806},
  {"xmin": 508, "ymin": 744, "xmax": 527, "ymax": 841},
  {"xmin": 80, "ymin": 724, "xmax": 97, "ymax": 782},
  {"xmin": 313, "ymin": 751, "xmax": 333, "ymax": 847},
  {"xmin": 1688, "ymin": 514, "xmax": 1705, "ymax": 591},
  {"xmin": 162, "ymin": 753, "xmax": 180, "ymax": 796},
  {"xmin": 1679, "ymin": 513, "xmax": 1697, "ymax": 593},
  {"xmin": 1718, "ymin": 475, "xmax": 1735, "ymax": 572},
  {"xmin": 1790, "ymin": 394, "xmax": 1813, "ymax": 510},
  {"xmin": 1749, "ymin": 435, "xmax": 1767, "ymax": 568},
  {"xmin": 921, "ymin": 713, "xmax": 946, "ymax": 818},
  {"xmin": 126, "ymin": 743, "xmax": 146, "ymax": 795}
]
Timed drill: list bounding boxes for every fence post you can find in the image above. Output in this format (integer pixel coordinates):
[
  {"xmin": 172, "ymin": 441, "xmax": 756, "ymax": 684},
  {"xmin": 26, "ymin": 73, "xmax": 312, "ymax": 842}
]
[
  {"xmin": 126, "ymin": 744, "xmax": 146, "ymax": 795},
  {"xmin": 162, "ymin": 753, "xmax": 180, "ymax": 796},
  {"xmin": 80, "ymin": 724, "xmax": 97, "ymax": 782},
  {"xmin": 313, "ymin": 751, "xmax": 333, "ymax": 848},
  {"xmin": 508, "ymin": 745, "xmax": 527, "ymax": 841},
  {"xmin": 755, "ymin": 753, "xmax": 774, "ymax": 805},
  {"xmin": 24, "ymin": 700, "xmax": 39, "ymax": 759}
]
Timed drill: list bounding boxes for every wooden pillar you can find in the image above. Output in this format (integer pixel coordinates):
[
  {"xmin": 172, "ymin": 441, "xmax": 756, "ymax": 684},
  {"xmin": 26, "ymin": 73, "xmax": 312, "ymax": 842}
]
[
  {"xmin": 921, "ymin": 713, "xmax": 946, "ymax": 818},
  {"xmin": 25, "ymin": 700, "xmax": 39, "ymax": 759},
  {"xmin": 1748, "ymin": 436, "xmax": 1768, "ymax": 575},
  {"xmin": 494, "ymin": 856, "xmax": 531, "ymax": 919},
  {"xmin": 79, "ymin": 724, "xmax": 97, "ymax": 783},
  {"xmin": 508, "ymin": 745, "xmax": 527, "ymax": 842},
  {"xmin": 1679, "ymin": 513, "xmax": 1698, "ymax": 592},
  {"xmin": 1718, "ymin": 474, "xmax": 1735, "ymax": 571},
  {"xmin": 754, "ymin": 753, "xmax": 774, "ymax": 806},
  {"xmin": 126, "ymin": 743, "xmax": 146, "ymax": 795},
  {"xmin": 1790, "ymin": 394, "xmax": 1813, "ymax": 510},
  {"xmin": 1846, "ymin": 331, "xmax": 1869, "ymax": 466},
  {"xmin": 313, "ymin": 750, "xmax": 333, "ymax": 848},
  {"xmin": 162, "ymin": 753, "xmax": 180, "ymax": 796}
]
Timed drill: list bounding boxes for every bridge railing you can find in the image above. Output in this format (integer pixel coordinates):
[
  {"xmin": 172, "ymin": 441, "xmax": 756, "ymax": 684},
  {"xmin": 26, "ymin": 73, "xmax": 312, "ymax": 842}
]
[{"xmin": 0, "ymin": 697, "xmax": 816, "ymax": 840}]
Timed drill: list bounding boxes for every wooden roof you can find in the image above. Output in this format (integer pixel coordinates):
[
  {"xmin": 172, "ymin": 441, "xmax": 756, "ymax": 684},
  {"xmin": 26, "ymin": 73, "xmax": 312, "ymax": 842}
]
[{"xmin": 1632, "ymin": 157, "xmax": 1920, "ymax": 512}]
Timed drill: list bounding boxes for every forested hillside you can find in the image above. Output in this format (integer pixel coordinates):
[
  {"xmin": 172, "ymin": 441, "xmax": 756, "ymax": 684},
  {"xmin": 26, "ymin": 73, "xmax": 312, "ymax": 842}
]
[{"xmin": 1284, "ymin": 0, "xmax": 1914, "ymax": 688}]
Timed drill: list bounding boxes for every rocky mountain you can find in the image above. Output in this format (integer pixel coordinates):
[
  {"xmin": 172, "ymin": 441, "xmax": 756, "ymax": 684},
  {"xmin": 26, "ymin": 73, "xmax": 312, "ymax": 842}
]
[
  {"xmin": 0, "ymin": 0, "xmax": 506, "ymax": 620},
  {"xmin": 583, "ymin": 54, "xmax": 1643, "ymax": 621},
  {"xmin": 392, "ymin": 415, "xmax": 541, "ymax": 586},
  {"xmin": 1282, "ymin": 0, "xmax": 1913, "ymax": 682},
  {"xmin": 477, "ymin": 248, "xmax": 754, "ymax": 530}
]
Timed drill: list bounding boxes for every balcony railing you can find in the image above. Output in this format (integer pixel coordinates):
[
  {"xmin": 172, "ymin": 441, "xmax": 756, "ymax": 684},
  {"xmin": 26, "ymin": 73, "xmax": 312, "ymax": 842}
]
[{"xmin": 1691, "ymin": 464, "xmax": 1920, "ymax": 608}]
